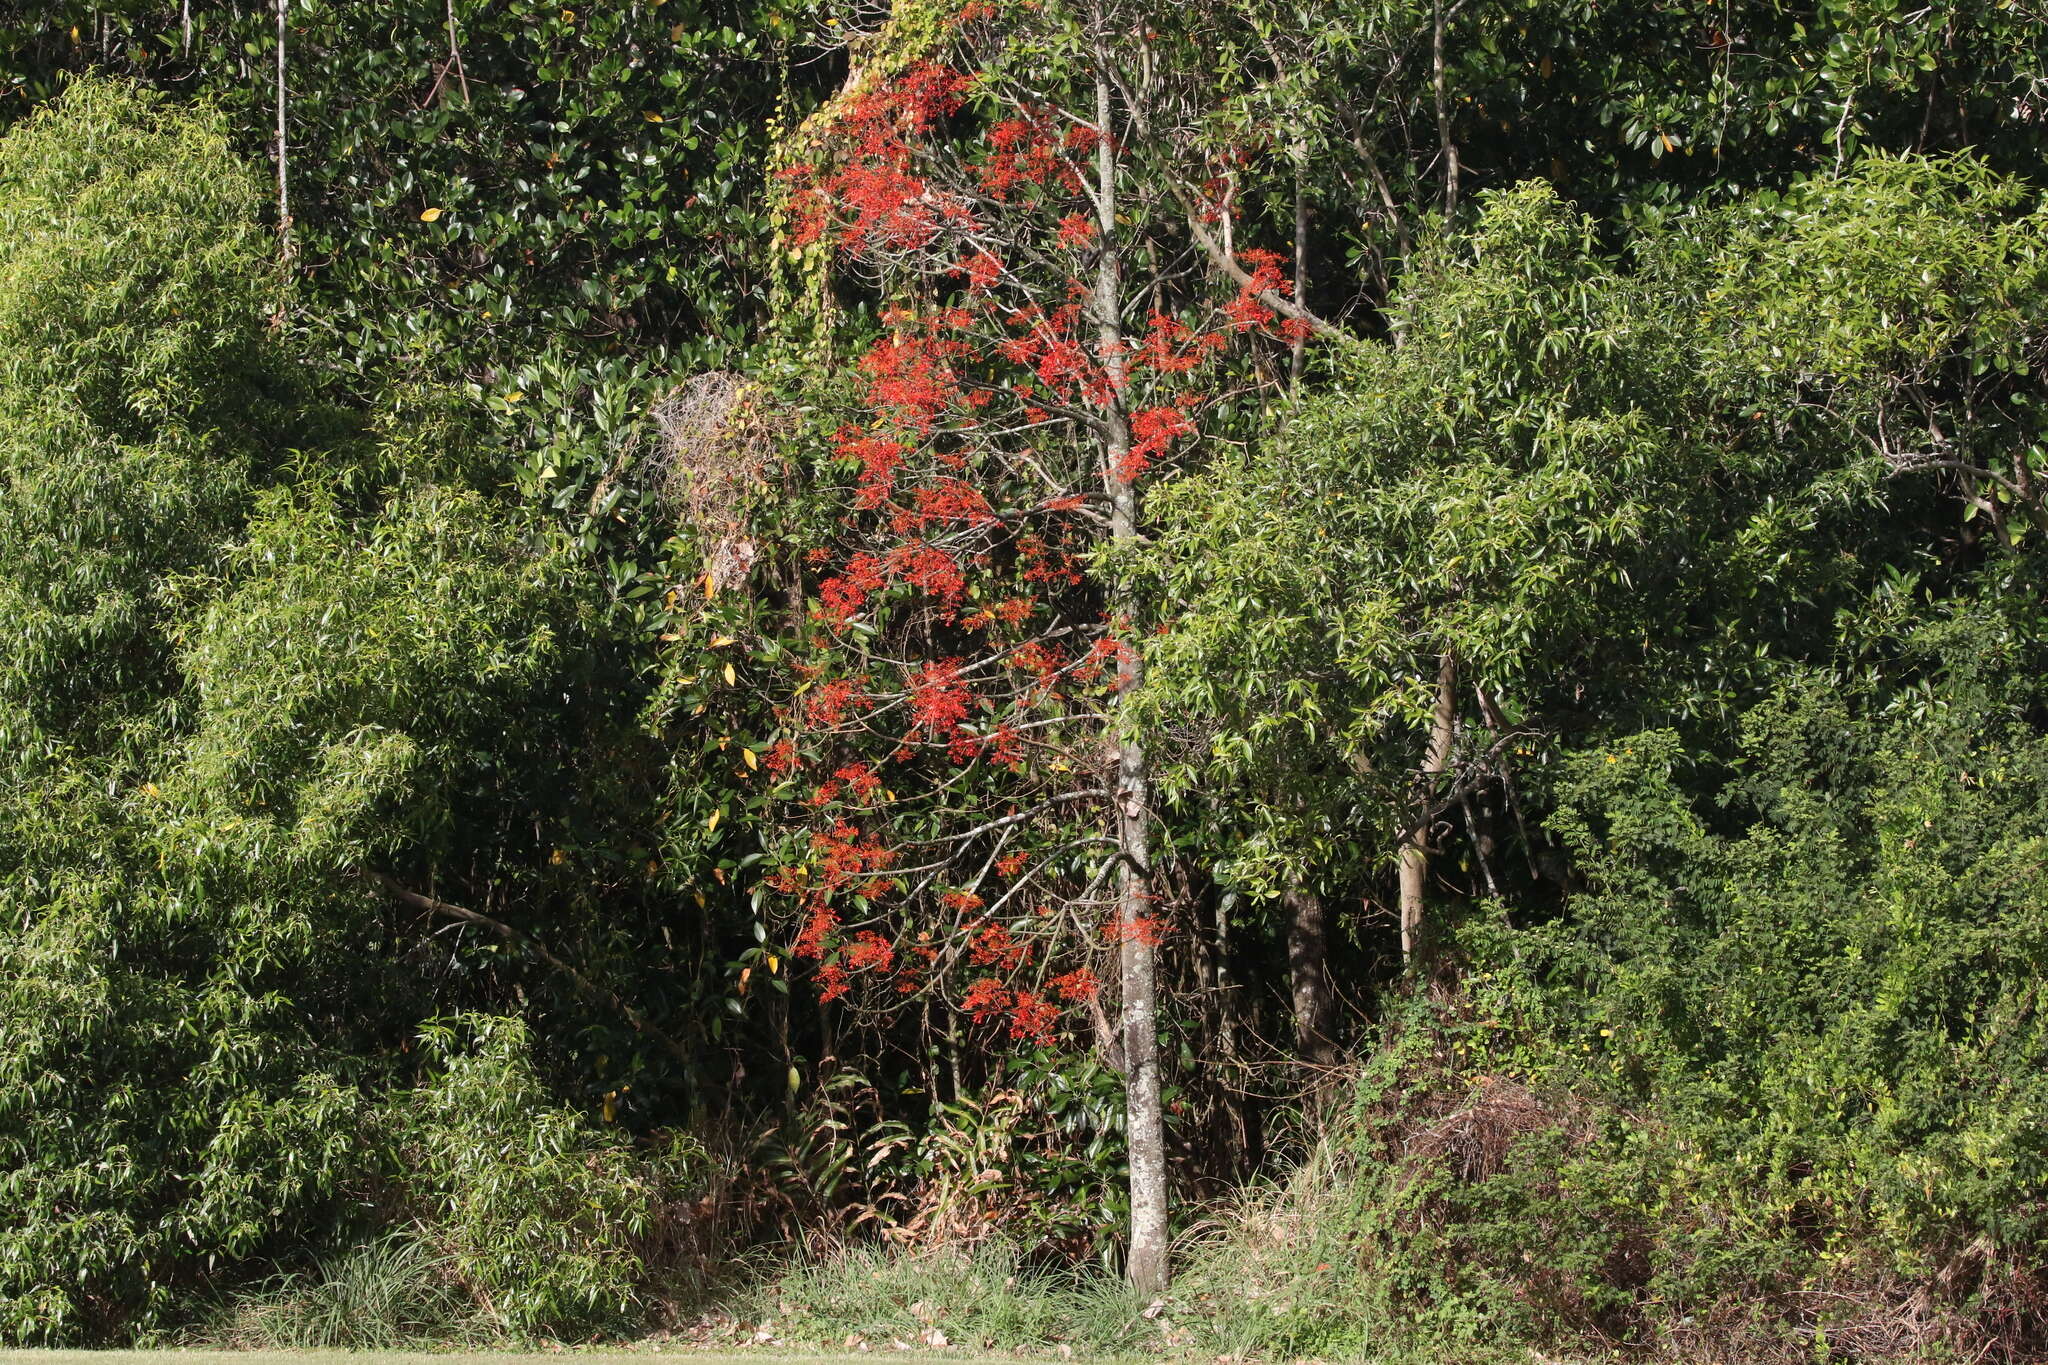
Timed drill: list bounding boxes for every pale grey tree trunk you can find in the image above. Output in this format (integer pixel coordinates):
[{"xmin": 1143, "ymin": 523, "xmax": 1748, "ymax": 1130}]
[
  {"xmin": 1092, "ymin": 51, "xmax": 1168, "ymax": 1296},
  {"xmin": 275, "ymin": 0, "xmax": 292, "ymax": 254}
]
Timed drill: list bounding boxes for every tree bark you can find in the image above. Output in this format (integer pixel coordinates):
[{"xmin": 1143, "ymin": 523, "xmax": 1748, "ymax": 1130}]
[
  {"xmin": 1398, "ymin": 650, "xmax": 1457, "ymax": 965},
  {"xmin": 275, "ymin": 0, "xmax": 293, "ymax": 263},
  {"xmin": 1286, "ymin": 886, "xmax": 1337, "ymax": 1063},
  {"xmin": 1094, "ymin": 53, "xmax": 1169, "ymax": 1297},
  {"xmin": 1288, "ymin": 153, "xmax": 1309, "ymax": 390},
  {"xmin": 1431, "ymin": 0, "xmax": 1460, "ymax": 220}
]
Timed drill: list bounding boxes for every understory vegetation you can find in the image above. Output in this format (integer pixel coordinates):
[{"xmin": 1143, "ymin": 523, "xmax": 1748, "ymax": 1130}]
[{"xmin": 3, "ymin": 1, "xmax": 2045, "ymax": 1358}]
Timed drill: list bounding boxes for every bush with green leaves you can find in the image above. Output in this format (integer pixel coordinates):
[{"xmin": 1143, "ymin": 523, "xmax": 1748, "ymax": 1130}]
[
  {"xmin": 384, "ymin": 1015, "xmax": 703, "ymax": 1338},
  {"xmin": 1139, "ymin": 157, "xmax": 2046, "ymax": 900},
  {"xmin": 0, "ymin": 78, "xmax": 681, "ymax": 1345}
]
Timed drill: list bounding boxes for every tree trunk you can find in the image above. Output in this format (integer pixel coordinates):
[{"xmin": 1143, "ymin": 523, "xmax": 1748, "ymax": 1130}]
[
  {"xmin": 1285, "ymin": 887, "xmax": 1336, "ymax": 1062},
  {"xmin": 1094, "ymin": 56, "xmax": 1169, "ymax": 1297},
  {"xmin": 1398, "ymin": 650, "xmax": 1457, "ymax": 965},
  {"xmin": 275, "ymin": 0, "xmax": 290, "ymax": 244}
]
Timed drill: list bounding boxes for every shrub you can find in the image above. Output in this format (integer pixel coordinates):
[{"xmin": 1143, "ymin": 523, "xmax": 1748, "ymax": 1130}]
[{"xmin": 382, "ymin": 1015, "xmax": 705, "ymax": 1339}]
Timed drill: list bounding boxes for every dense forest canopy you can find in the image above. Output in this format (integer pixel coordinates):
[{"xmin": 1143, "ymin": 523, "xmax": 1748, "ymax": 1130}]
[{"xmin": 2, "ymin": 1, "xmax": 2046, "ymax": 1358}]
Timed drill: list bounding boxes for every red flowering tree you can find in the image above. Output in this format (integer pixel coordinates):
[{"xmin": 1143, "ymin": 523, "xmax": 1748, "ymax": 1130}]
[{"xmin": 744, "ymin": 1, "xmax": 1335, "ymax": 1289}]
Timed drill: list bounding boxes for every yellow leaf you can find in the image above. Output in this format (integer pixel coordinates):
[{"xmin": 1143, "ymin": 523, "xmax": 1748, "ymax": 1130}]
[
  {"xmin": 742, "ymin": 748, "xmax": 759, "ymax": 771},
  {"xmin": 503, "ymin": 390, "xmax": 525, "ymax": 403},
  {"xmin": 670, "ymin": 22, "xmax": 685, "ymax": 39},
  {"xmin": 710, "ymin": 634, "xmax": 736, "ymax": 647},
  {"xmin": 706, "ymin": 808, "xmax": 721, "ymax": 832},
  {"xmin": 660, "ymin": 632, "xmax": 681, "ymax": 642},
  {"xmin": 739, "ymin": 966, "xmax": 752, "ymax": 994},
  {"xmin": 723, "ymin": 662, "xmax": 736, "ymax": 686},
  {"xmin": 766, "ymin": 953, "xmax": 780, "ymax": 973},
  {"xmin": 602, "ymin": 1092, "xmax": 617, "ymax": 1122},
  {"xmin": 419, "ymin": 206, "xmax": 444, "ymax": 222},
  {"xmin": 643, "ymin": 111, "xmax": 665, "ymax": 123}
]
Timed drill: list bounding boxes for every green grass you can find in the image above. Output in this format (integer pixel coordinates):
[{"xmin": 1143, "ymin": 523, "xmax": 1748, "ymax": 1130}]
[
  {"xmin": 743, "ymin": 1241, "xmax": 1151, "ymax": 1355},
  {"xmin": 0, "ymin": 1355, "xmax": 968, "ymax": 1364}
]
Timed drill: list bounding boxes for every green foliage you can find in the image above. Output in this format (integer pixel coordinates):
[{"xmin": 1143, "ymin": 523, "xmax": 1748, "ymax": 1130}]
[
  {"xmin": 1140, "ymin": 157, "xmax": 2046, "ymax": 894},
  {"xmin": 0, "ymin": 77, "xmax": 277, "ymax": 748},
  {"xmin": 1537, "ymin": 669, "xmax": 2048, "ymax": 1269},
  {"xmin": 172, "ymin": 481, "xmax": 576, "ymax": 869},
  {"xmin": 385, "ymin": 1015, "xmax": 704, "ymax": 1339},
  {"xmin": 0, "ymin": 79, "xmax": 686, "ymax": 1344},
  {"xmin": 0, "ymin": 79, "xmax": 360, "ymax": 1343},
  {"xmin": 4, "ymin": 0, "xmax": 2048, "ymax": 1354}
]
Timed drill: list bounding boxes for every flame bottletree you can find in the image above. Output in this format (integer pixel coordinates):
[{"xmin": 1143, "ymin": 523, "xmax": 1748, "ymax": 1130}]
[{"xmin": 728, "ymin": 1, "xmax": 1334, "ymax": 1288}]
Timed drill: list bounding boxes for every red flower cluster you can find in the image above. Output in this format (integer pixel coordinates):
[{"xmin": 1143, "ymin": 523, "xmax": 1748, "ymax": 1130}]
[
  {"xmin": 1007, "ymin": 990, "xmax": 1059, "ymax": 1043},
  {"xmin": 958, "ymin": 978, "xmax": 1061, "ymax": 1044},
  {"xmin": 783, "ymin": 64, "xmax": 980, "ymax": 256},
  {"xmin": 1224, "ymin": 248, "xmax": 1293, "ymax": 332},
  {"xmin": 1102, "ymin": 913, "xmax": 1170, "ymax": 947},
  {"xmin": 835, "ymin": 426, "xmax": 909, "ymax": 507},
  {"xmin": 906, "ymin": 659, "xmax": 973, "ymax": 738},
  {"xmin": 978, "ymin": 110, "xmax": 1087, "ymax": 198},
  {"xmin": 889, "ymin": 542, "xmax": 967, "ymax": 606},
  {"xmin": 982, "ymin": 722, "xmax": 1024, "ymax": 768},
  {"xmin": 834, "ymin": 762, "xmax": 883, "ymax": 801},
  {"xmin": 1073, "ymin": 635, "xmax": 1134, "ymax": 688},
  {"xmin": 845, "ymin": 929, "xmax": 897, "ymax": 972},
  {"xmin": 1016, "ymin": 532, "xmax": 1083, "ymax": 588},
  {"xmin": 805, "ymin": 677, "xmax": 866, "ymax": 728},
  {"xmin": 1049, "ymin": 968, "xmax": 1099, "ymax": 1002},
  {"xmin": 813, "ymin": 820, "xmax": 899, "ymax": 897},
  {"xmin": 995, "ymin": 303, "xmax": 1110, "ymax": 405},
  {"xmin": 968, "ymin": 921, "xmax": 1029, "ymax": 970},
  {"xmin": 818, "ymin": 554, "xmax": 888, "ymax": 626},
  {"xmin": 900, "ymin": 478, "xmax": 997, "ymax": 533},
  {"xmin": 1138, "ymin": 312, "xmax": 1226, "ymax": 374},
  {"xmin": 1118, "ymin": 405, "xmax": 1197, "ymax": 483},
  {"xmin": 951, "ymin": 249, "xmax": 1003, "ymax": 293},
  {"xmin": 1055, "ymin": 212, "xmax": 1097, "ymax": 246},
  {"xmin": 860, "ymin": 336, "xmax": 966, "ymax": 434}
]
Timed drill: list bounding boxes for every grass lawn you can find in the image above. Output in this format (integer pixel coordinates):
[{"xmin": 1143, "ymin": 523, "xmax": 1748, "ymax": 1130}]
[{"xmin": 0, "ymin": 1356, "xmax": 973, "ymax": 1365}]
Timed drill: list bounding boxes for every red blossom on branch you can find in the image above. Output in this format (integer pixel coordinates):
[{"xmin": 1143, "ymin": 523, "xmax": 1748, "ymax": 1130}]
[
  {"xmin": 1119, "ymin": 405, "xmax": 1197, "ymax": 483},
  {"xmin": 905, "ymin": 659, "xmax": 972, "ymax": 738}
]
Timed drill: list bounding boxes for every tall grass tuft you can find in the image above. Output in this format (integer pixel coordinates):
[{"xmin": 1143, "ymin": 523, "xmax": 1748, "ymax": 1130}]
[
  {"xmin": 216, "ymin": 1232, "xmax": 488, "ymax": 1350},
  {"xmin": 753, "ymin": 1239, "xmax": 1150, "ymax": 1354}
]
